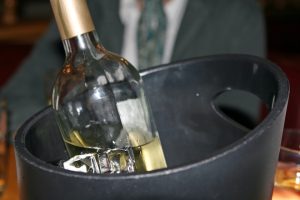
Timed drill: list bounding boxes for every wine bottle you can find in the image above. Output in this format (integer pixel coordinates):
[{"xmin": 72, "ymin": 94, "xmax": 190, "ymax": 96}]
[{"xmin": 50, "ymin": 0, "xmax": 167, "ymax": 174}]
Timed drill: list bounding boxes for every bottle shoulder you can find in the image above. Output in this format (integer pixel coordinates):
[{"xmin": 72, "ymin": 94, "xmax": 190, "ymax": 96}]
[
  {"xmin": 53, "ymin": 50, "xmax": 142, "ymax": 101},
  {"xmin": 99, "ymin": 51, "xmax": 141, "ymax": 83}
]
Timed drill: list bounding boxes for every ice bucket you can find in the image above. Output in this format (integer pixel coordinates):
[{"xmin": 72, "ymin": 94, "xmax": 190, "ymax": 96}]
[{"xmin": 14, "ymin": 55, "xmax": 289, "ymax": 200}]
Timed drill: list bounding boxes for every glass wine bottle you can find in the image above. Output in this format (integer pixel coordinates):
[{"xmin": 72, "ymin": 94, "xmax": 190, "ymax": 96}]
[{"xmin": 50, "ymin": 0, "xmax": 167, "ymax": 174}]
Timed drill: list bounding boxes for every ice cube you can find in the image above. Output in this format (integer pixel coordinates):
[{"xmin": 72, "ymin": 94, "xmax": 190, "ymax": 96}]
[
  {"xmin": 63, "ymin": 153, "xmax": 94, "ymax": 173},
  {"xmin": 62, "ymin": 148, "xmax": 135, "ymax": 174}
]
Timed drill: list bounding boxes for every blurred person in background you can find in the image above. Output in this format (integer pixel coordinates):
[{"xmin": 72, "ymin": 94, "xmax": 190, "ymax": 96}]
[{"xmin": 0, "ymin": 0, "xmax": 265, "ymax": 132}]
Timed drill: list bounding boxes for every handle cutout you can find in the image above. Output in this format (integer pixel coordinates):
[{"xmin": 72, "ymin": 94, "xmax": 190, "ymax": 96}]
[{"xmin": 213, "ymin": 89, "xmax": 269, "ymax": 130}]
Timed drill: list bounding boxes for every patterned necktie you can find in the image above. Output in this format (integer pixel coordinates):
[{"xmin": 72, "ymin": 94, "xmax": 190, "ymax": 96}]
[{"xmin": 137, "ymin": 0, "xmax": 167, "ymax": 69}]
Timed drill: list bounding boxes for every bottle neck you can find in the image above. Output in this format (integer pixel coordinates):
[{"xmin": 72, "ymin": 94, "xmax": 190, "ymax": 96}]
[{"xmin": 62, "ymin": 31, "xmax": 104, "ymax": 60}]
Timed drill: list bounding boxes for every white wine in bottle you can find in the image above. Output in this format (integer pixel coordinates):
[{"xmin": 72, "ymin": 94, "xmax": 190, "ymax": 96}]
[{"xmin": 50, "ymin": 0, "xmax": 167, "ymax": 174}]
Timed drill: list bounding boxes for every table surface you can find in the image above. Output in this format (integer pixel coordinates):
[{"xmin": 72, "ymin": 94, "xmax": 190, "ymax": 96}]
[{"xmin": 2, "ymin": 145, "xmax": 298, "ymax": 200}]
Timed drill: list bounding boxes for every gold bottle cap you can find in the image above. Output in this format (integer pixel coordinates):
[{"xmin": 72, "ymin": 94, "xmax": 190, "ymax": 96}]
[{"xmin": 50, "ymin": 0, "xmax": 95, "ymax": 40}]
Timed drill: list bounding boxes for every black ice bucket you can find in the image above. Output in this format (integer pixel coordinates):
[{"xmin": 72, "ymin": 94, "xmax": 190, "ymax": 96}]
[{"xmin": 15, "ymin": 55, "xmax": 289, "ymax": 200}]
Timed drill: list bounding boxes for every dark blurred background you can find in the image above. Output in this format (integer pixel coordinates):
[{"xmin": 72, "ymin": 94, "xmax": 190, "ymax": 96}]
[
  {"xmin": 261, "ymin": 0, "xmax": 300, "ymax": 129},
  {"xmin": 0, "ymin": 0, "xmax": 299, "ymax": 128},
  {"xmin": 0, "ymin": 0, "xmax": 51, "ymax": 86}
]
